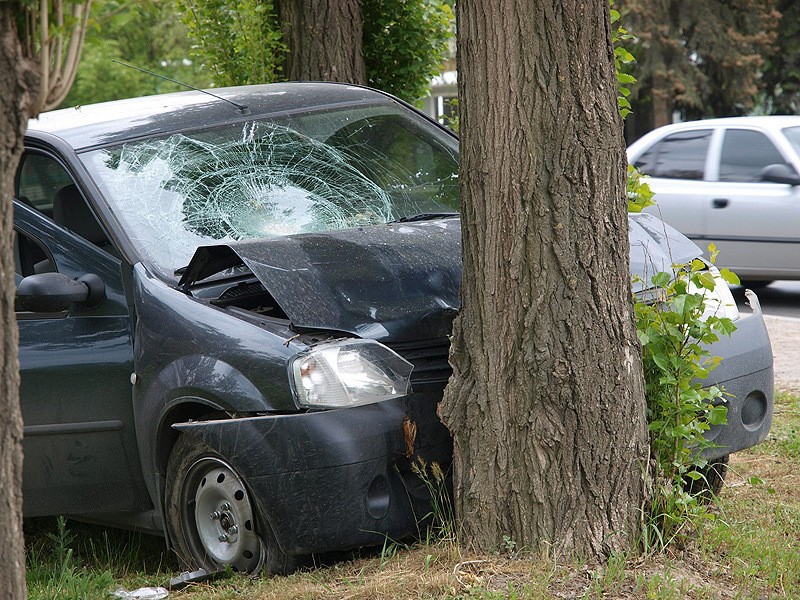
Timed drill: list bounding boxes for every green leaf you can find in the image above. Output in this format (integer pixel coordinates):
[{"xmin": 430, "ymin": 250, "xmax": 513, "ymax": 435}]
[
  {"xmin": 696, "ymin": 271, "xmax": 716, "ymax": 290},
  {"xmin": 652, "ymin": 353, "xmax": 670, "ymax": 372},
  {"xmin": 719, "ymin": 268, "xmax": 740, "ymax": 285},
  {"xmin": 651, "ymin": 272, "xmax": 671, "ymax": 288},
  {"xmin": 690, "ymin": 258, "xmax": 707, "ymax": 273},
  {"xmin": 707, "ymin": 405, "xmax": 728, "ymax": 426},
  {"xmin": 716, "ymin": 318, "xmax": 738, "ymax": 336}
]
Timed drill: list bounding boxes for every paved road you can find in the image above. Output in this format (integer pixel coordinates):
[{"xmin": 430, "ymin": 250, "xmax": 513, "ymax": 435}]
[{"xmin": 733, "ymin": 281, "xmax": 800, "ymax": 319}]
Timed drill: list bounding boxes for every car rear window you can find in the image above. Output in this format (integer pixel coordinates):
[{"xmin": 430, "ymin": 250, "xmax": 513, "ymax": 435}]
[{"xmin": 633, "ymin": 129, "xmax": 712, "ymax": 180}]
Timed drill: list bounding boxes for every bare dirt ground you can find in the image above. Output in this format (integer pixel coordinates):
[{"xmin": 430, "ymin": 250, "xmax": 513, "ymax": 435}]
[{"xmin": 764, "ymin": 315, "xmax": 800, "ymax": 393}]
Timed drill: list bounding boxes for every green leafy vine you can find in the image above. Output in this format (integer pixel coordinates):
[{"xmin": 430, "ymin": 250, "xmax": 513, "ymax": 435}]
[{"xmin": 613, "ymin": 0, "xmax": 740, "ymax": 549}]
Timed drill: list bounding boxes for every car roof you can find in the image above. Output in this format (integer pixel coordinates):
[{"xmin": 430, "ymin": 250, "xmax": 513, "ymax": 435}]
[
  {"xmin": 627, "ymin": 115, "xmax": 800, "ymax": 158},
  {"xmin": 26, "ymin": 82, "xmax": 397, "ymax": 151},
  {"xmin": 641, "ymin": 115, "xmax": 800, "ymax": 134}
]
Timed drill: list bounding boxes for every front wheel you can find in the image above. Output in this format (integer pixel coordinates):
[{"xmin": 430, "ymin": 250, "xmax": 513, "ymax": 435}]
[{"xmin": 165, "ymin": 435, "xmax": 292, "ymax": 574}]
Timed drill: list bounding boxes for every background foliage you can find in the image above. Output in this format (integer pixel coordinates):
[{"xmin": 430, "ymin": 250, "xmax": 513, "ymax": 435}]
[
  {"xmin": 618, "ymin": 0, "xmax": 782, "ymax": 137},
  {"xmin": 761, "ymin": 0, "xmax": 800, "ymax": 114},
  {"xmin": 175, "ymin": 0, "xmax": 285, "ymax": 87},
  {"xmin": 173, "ymin": 0, "xmax": 453, "ymax": 104},
  {"xmin": 362, "ymin": 0, "xmax": 453, "ymax": 104},
  {"xmin": 63, "ymin": 0, "xmax": 210, "ymax": 108}
]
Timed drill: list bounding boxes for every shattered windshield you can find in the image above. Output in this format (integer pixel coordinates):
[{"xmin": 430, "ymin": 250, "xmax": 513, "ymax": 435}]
[{"xmin": 81, "ymin": 103, "xmax": 459, "ymax": 279}]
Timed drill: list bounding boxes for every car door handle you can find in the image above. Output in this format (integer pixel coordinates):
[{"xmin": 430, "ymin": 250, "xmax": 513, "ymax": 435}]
[{"xmin": 712, "ymin": 198, "xmax": 729, "ymax": 208}]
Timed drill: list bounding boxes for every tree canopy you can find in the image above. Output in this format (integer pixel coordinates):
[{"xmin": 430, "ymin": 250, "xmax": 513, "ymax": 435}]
[
  {"xmin": 63, "ymin": 0, "xmax": 210, "ymax": 107},
  {"xmin": 620, "ymin": 0, "xmax": 780, "ymax": 138},
  {"xmin": 176, "ymin": 0, "xmax": 453, "ymax": 104},
  {"xmin": 762, "ymin": 0, "xmax": 800, "ymax": 115}
]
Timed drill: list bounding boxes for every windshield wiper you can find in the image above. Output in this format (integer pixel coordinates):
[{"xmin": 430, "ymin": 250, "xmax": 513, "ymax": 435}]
[{"xmin": 388, "ymin": 212, "xmax": 458, "ymax": 224}]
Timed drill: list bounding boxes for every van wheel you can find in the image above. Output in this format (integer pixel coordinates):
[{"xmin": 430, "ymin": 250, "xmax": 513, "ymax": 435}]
[{"xmin": 165, "ymin": 435, "xmax": 294, "ymax": 575}]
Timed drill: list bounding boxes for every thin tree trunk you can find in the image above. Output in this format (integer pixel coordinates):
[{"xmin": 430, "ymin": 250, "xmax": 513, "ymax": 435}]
[
  {"xmin": 278, "ymin": 0, "xmax": 366, "ymax": 83},
  {"xmin": 651, "ymin": 73, "xmax": 672, "ymax": 127},
  {"xmin": 439, "ymin": 0, "xmax": 648, "ymax": 559},
  {"xmin": 0, "ymin": 5, "xmax": 38, "ymax": 596}
]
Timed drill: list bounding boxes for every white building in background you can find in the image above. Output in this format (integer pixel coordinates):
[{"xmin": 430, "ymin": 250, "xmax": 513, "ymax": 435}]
[{"xmin": 421, "ymin": 70, "xmax": 458, "ymax": 124}]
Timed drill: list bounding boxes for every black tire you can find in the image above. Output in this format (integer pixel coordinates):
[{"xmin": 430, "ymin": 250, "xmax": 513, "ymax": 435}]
[
  {"xmin": 165, "ymin": 434, "xmax": 295, "ymax": 575},
  {"xmin": 685, "ymin": 454, "xmax": 729, "ymax": 500}
]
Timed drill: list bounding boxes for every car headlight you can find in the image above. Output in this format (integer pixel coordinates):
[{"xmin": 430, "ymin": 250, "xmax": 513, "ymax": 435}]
[
  {"xmin": 289, "ymin": 339, "xmax": 413, "ymax": 409},
  {"xmin": 687, "ymin": 264, "xmax": 740, "ymax": 321}
]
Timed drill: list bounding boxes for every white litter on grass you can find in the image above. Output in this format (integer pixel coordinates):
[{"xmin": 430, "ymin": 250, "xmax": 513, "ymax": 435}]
[{"xmin": 111, "ymin": 586, "xmax": 169, "ymax": 599}]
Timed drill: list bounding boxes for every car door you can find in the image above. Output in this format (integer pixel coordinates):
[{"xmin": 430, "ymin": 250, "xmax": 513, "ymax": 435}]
[
  {"xmin": 15, "ymin": 150, "xmax": 150, "ymax": 517},
  {"xmin": 701, "ymin": 127, "xmax": 800, "ymax": 280},
  {"xmin": 633, "ymin": 128, "xmax": 714, "ymax": 240}
]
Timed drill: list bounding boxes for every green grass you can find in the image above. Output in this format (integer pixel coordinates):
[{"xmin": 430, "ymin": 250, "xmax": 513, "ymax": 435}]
[
  {"xmin": 751, "ymin": 390, "xmax": 800, "ymax": 459},
  {"xmin": 23, "ymin": 391, "xmax": 800, "ymax": 599},
  {"xmin": 25, "ymin": 517, "xmax": 174, "ymax": 599}
]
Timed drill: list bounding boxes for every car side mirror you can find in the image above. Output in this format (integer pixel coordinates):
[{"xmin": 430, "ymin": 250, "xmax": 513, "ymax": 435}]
[
  {"xmin": 760, "ymin": 163, "xmax": 800, "ymax": 186},
  {"xmin": 16, "ymin": 272, "xmax": 106, "ymax": 313}
]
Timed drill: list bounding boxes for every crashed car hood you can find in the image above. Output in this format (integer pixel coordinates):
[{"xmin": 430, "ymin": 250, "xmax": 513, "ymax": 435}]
[
  {"xmin": 629, "ymin": 212, "xmax": 702, "ymax": 293},
  {"xmin": 179, "ymin": 218, "xmax": 462, "ymax": 342},
  {"xmin": 179, "ymin": 213, "xmax": 699, "ymax": 339}
]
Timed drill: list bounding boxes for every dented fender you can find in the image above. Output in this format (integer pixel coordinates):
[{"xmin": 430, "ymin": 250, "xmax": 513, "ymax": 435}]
[
  {"xmin": 172, "ymin": 394, "xmax": 449, "ymax": 477},
  {"xmin": 172, "ymin": 393, "xmax": 452, "ymax": 555}
]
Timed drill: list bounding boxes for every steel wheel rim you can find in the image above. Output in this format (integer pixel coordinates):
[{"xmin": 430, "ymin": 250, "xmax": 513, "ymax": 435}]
[{"xmin": 184, "ymin": 456, "xmax": 263, "ymax": 573}]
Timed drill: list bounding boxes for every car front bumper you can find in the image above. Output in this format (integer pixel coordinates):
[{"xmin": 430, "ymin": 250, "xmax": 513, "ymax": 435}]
[
  {"xmin": 700, "ymin": 291, "xmax": 774, "ymax": 460},
  {"xmin": 173, "ymin": 293, "xmax": 773, "ymax": 555},
  {"xmin": 174, "ymin": 391, "xmax": 451, "ymax": 556}
]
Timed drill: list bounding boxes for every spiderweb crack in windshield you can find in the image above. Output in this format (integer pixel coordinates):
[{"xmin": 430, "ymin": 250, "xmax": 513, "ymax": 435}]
[{"xmin": 84, "ymin": 114, "xmax": 459, "ymax": 276}]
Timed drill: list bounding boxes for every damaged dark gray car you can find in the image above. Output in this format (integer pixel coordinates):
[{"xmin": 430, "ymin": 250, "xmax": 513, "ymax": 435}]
[{"xmin": 15, "ymin": 83, "xmax": 773, "ymax": 574}]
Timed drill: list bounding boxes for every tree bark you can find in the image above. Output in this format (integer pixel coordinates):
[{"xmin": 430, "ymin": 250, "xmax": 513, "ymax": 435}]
[
  {"xmin": 0, "ymin": 6, "xmax": 38, "ymax": 597},
  {"xmin": 439, "ymin": 0, "xmax": 648, "ymax": 560},
  {"xmin": 651, "ymin": 73, "xmax": 672, "ymax": 128},
  {"xmin": 278, "ymin": 0, "xmax": 366, "ymax": 84}
]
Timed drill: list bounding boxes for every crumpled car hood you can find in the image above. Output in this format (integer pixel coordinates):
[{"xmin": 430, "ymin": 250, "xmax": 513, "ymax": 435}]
[
  {"xmin": 178, "ymin": 213, "xmax": 699, "ymax": 340},
  {"xmin": 179, "ymin": 218, "xmax": 462, "ymax": 342},
  {"xmin": 629, "ymin": 212, "xmax": 701, "ymax": 293}
]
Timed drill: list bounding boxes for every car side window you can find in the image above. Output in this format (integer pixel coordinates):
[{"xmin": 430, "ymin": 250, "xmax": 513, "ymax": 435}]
[
  {"xmin": 16, "ymin": 153, "xmax": 73, "ymax": 216},
  {"xmin": 14, "ymin": 228, "xmax": 56, "ymax": 280},
  {"xmin": 719, "ymin": 129, "xmax": 790, "ymax": 183},
  {"xmin": 17, "ymin": 151, "xmax": 111, "ymax": 247},
  {"xmin": 633, "ymin": 129, "xmax": 712, "ymax": 180}
]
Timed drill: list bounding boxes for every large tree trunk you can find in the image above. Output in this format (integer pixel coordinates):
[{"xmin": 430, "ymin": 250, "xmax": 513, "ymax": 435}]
[
  {"xmin": 0, "ymin": 7, "xmax": 38, "ymax": 597},
  {"xmin": 439, "ymin": 0, "xmax": 648, "ymax": 560},
  {"xmin": 278, "ymin": 0, "xmax": 366, "ymax": 83}
]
